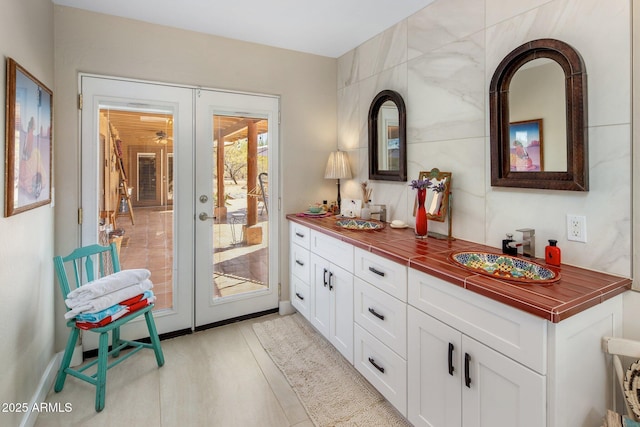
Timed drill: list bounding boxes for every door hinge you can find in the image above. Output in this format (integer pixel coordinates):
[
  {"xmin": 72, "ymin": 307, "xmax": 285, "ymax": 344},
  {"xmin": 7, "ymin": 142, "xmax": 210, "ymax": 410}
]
[
  {"xmin": 278, "ymin": 282, "xmax": 281, "ymax": 297},
  {"xmin": 78, "ymin": 208, "xmax": 83, "ymax": 224},
  {"xmin": 278, "ymin": 110, "xmax": 281, "ymax": 125},
  {"xmin": 78, "ymin": 94, "xmax": 83, "ymax": 110}
]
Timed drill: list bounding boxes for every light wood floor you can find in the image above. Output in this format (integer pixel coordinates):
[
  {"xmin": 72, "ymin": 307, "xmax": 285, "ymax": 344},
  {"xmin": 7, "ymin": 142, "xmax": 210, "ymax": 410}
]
[{"xmin": 35, "ymin": 314, "xmax": 313, "ymax": 427}]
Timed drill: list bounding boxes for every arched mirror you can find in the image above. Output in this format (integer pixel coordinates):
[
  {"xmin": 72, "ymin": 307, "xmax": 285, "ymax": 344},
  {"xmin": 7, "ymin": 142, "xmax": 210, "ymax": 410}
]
[
  {"xmin": 490, "ymin": 39, "xmax": 588, "ymax": 191},
  {"xmin": 368, "ymin": 90, "xmax": 407, "ymax": 181}
]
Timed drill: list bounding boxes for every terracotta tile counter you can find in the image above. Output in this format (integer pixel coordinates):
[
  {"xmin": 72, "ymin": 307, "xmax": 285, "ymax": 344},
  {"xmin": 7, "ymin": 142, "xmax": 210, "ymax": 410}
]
[{"xmin": 287, "ymin": 214, "xmax": 632, "ymax": 322}]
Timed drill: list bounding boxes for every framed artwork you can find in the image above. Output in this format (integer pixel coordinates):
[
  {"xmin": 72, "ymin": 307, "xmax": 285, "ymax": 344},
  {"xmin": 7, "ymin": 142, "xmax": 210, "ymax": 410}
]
[
  {"xmin": 4, "ymin": 58, "xmax": 53, "ymax": 216},
  {"xmin": 509, "ymin": 119, "xmax": 543, "ymax": 172}
]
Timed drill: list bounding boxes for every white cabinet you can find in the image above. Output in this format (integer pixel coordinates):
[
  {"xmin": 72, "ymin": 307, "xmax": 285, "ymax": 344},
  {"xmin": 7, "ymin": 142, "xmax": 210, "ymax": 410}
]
[
  {"xmin": 288, "ymin": 221, "xmax": 623, "ymax": 427},
  {"xmin": 407, "ymin": 268, "xmax": 623, "ymax": 427},
  {"xmin": 308, "ymin": 231, "xmax": 354, "ymax": 363},
  {"xmin": 408, "ymin": 306, "xmax": 545, "ymax": 427},
  {"xmin": 289, "ymin": 223, "xmax": 311, "ymax": 319}
]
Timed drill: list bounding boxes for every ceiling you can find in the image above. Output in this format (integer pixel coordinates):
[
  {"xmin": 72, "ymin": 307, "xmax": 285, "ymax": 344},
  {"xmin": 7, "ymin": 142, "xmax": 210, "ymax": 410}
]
[{"xmin": 52, "ymin": 0, "xmax": 435, "ymax": 58}]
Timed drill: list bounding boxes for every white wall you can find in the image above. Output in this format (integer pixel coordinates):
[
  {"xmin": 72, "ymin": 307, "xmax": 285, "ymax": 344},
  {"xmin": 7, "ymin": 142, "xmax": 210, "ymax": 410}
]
[
  {"xmin": 338, "ymin": 0, "xmax": 638, "ymax": 335},
  {"xmin": 53, "ymin": 6, "xmax": 337, "ymax": 346},
  {"xmin": 0, "ymin": 1, "xmax": 55, "ymax": 426}
]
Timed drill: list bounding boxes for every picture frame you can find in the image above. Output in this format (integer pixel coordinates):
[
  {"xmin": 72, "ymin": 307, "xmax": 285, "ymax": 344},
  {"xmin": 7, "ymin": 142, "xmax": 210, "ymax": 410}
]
[
  {"xmin": 4, "ymin": 58, "xmax": 53, "ymax": 216},
  {"xmin": 508, "ymin": 119, "xmax": 543, "ymax": 172}
]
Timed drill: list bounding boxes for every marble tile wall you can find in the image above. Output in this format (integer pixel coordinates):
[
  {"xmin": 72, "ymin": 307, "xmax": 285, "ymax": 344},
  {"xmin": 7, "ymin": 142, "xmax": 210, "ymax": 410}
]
[{"xmin": 336, "ymin": 0, "xmax": 631, "ymax": 277}]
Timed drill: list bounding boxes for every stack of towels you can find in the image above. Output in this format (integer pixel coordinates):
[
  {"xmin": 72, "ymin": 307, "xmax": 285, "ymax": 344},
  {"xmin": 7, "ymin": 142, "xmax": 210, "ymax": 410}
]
[{"xmin": 64, "ymin": 269, "xmax": 156, "ymax": 330}]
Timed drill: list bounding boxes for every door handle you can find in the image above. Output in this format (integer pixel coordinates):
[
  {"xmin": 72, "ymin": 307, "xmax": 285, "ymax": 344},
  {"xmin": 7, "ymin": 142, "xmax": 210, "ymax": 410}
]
[
  {"xmin": 323, "ymin": 268, "xmax": 328, "ymax": 287},
  {"xmin": 199, "ymin": 212, "xmax": 214, "ymax": 221},
  {"xmin": 448, "ymin": 343, "xmax": 455, "ymax": 376},
  {"xmin": 464, "ymin": 352, "xmax": 471, "ymax": 388},
  {"xmin": 368, "ymin": 357, "xmax": 385, "ymax": 373},
  {"xmin": 295, "ymin": 293, "xmax": 304, "ymax": 301},
  {"xmin": 368, "ymin": 266, "xmax": 385, "ymax": 277},
  {"xmin": 328, "ymin": 272, "xmax": 334, "ymax": 290},
  {"xmin": 295, "ymin": 259, "xmax": 304, "ymax": 266},
  {"xmin": 368, "ymin": 307, "xmax": 385, "ymax": 321}
]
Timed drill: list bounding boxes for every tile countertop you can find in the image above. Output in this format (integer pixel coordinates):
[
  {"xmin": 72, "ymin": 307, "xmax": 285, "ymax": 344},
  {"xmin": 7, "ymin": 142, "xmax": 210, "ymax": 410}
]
[{"xmin": 287, "ymin": 214, "xmax": 632, "ymax": 323}]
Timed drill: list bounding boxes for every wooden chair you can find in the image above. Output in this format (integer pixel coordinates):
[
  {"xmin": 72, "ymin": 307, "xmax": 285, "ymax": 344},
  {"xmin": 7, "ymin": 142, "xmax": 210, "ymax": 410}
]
[
  {"xmin": 53, "ymin": 243, "xmax": 164, "ymax": 412},
  {"xmin": 602, "ymin": 337, "xmax": 640, "ymax": 421}
]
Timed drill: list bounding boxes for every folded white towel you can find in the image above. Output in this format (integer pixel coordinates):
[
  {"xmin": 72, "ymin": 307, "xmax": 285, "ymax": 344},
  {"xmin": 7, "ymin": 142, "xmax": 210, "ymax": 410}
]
[
  {"xmin": 64, "ymin": 279, "xmax": 153, "ymax": 319},
  {"xmin": 66, "ymin": 269, "xmax": 150, "ymax": 307}
]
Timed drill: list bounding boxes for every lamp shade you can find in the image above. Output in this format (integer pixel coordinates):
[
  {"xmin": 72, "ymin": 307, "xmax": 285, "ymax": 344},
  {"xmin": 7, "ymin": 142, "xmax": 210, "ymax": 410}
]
[{"xmin": 324, "ymin": 151, "xmax": 352, "ymax": 179}]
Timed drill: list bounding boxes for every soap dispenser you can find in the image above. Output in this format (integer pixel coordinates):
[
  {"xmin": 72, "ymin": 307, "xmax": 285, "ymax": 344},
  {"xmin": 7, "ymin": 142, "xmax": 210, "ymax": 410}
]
[
  {"xmin": 502, "ymin": 233, "xmax": 517, "ymax": 256},
  {"xmin": 545, "ymin": 239, "xmax": 561, "ymax": 266}
]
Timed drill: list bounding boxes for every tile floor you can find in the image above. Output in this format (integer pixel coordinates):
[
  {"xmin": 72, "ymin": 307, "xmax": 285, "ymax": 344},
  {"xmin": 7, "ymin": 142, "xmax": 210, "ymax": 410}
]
[{"xmin": 35, "ymin": 313, "xmax": 313, "ymax": 427}]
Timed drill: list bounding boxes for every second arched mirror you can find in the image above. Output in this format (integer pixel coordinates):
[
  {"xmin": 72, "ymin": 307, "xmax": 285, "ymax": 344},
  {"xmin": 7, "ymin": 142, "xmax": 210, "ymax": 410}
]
[
  {"xmin": 368, "ymin": 90, "xmax": 407, "ymax": 181},
  {"xmin": 489, "ymin": 39, "xmax": 588, "ymax": 191}
]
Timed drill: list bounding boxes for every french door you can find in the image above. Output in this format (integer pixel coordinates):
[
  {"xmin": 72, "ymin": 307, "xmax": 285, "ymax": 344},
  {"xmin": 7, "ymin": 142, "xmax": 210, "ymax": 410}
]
[
  {"xmin": 80, "ymin": 76, "xmax": 279, "ymax": 345},
  {"xmin": 194, "ymin": 90, "xmax": 279, "ymax": 326}
]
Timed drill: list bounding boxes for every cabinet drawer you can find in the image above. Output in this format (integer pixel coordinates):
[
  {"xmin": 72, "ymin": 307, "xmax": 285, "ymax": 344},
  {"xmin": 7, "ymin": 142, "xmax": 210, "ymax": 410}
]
[
  {"xmin": 408, "ymin": 269, "xmax": 547, "ymax": 374},
  {"xmin": 354, "ymin": 247, "xmax": 407, "ymax": 301},
  {"xmin": 290, "ymin": 222, "xmax": 310, "ymax": 249},
  {"xmin": 354, "ymin": 277, "xmax": 407, "ymax": 358},
  {"xmin": 354, "ymin": 324, "xmax": 407, "ymax": 416},
  {"xmin": 290, "ymin": 243, "xmax": 310, "ymax": 282},
  {"xmin": 291, "ymin": 275, "xmax": 310, "ymax": 320},
  {"xmin": 310, "ymin": 230, "xmax": 353, "ymax": 272}
]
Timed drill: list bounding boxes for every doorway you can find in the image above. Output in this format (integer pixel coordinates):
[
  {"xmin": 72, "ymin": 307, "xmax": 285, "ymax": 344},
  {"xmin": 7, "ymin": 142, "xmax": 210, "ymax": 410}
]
[{"xmin": 80, "ymin": 76, "xmax": 279, "ymax": 342}]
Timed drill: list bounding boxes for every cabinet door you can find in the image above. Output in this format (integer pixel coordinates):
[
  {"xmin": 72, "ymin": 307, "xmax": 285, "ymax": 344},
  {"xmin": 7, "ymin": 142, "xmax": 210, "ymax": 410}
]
[
  {"xmin": 330, "ymin": 263, "xmax": 353, "ymax": 363},
  {"xmin": 408, "ymin": 307, "xmax": 462, "ymax": 427},
  {"xmin": 462, "ymin": 336, "xmax": 545, "ymax": 427},
  {"xmin": 310, "ymin": 253, "xmax": 331, "ymax": 338}
]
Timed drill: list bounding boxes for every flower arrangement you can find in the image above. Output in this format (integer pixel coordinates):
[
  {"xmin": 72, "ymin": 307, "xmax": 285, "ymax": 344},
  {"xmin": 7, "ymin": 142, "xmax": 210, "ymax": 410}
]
[{"xmin": 409, "ymin": 178, "xmax": 445, "ymax": 193}]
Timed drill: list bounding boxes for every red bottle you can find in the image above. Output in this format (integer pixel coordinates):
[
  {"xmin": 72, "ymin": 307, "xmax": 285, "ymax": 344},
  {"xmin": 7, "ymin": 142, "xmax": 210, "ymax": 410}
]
[{"xmin": 545, "ymin": 239, "xmax": 561, "ymax": 266}]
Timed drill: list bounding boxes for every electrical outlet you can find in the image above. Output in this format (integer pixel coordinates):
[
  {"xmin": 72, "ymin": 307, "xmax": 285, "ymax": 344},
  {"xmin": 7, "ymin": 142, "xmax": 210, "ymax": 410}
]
[{"xmin": 567, "ymin": 214, "xmax": 587, "ymax": 242}]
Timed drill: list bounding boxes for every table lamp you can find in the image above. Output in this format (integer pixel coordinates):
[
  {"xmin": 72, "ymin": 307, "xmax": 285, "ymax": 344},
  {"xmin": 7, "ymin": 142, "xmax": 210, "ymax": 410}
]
[{"xmin": 324, "ymin": 150, "xmax": 352, "ymax": 212}]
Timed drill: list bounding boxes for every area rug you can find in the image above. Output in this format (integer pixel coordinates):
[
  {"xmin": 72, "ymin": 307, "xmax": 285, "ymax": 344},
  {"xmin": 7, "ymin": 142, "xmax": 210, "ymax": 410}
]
[{"xmin": 252, "ymin": 314, "xmax": 410, "ymax": 426}]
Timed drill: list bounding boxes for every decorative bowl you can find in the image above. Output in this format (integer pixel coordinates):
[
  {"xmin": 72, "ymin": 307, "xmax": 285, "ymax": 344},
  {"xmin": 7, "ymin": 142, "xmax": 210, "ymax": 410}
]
[
  {"xmin": 448, "ymin": 251, "xmax": 560, "ymax": 284},
  {"xmin": 308, "ymin": 206, "xmax": 323, "ymax": 213},
  {"xmin": 335, "ymin": 219, "xmax": 384, "ymax": 231}
]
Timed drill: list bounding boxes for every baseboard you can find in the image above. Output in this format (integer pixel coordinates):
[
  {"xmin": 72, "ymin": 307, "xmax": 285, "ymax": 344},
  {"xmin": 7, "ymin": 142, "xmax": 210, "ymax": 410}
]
[
  {"xmin": 279, "ymin": 300, "xmax": 295, "ymax": 315},
  {"xmin": 19, "ymin": 352, "xmax": 62, "ymax": 427}
]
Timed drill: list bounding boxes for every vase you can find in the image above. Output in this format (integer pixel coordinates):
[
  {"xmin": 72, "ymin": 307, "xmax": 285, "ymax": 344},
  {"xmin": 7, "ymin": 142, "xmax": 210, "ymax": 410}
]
[{"xmin": 415, "ymin": 188, "xmax": 428, "ymax": 238}]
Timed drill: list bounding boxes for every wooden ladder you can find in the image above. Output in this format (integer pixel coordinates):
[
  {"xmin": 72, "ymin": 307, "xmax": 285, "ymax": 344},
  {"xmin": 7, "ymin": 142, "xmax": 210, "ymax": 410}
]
[{"xmin": 115, "ymin": 147, "xmax": 134, "ymax": 225}]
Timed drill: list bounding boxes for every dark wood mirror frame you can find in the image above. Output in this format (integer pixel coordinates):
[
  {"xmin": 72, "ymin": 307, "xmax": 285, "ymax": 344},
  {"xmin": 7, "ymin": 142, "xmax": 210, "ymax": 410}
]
[
  {"xmin": 489, "ymin": 38, "xmax": 588, "ymax": 191},
  {"xmin": 368, "ymin": 90, "xmax": 407, "ymax": 182}
]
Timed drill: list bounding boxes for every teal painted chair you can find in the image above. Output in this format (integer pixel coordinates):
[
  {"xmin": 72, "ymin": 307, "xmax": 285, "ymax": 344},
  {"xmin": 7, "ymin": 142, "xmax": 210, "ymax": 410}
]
[{"xmin": 53, "ymin": 243, "xmax": 164, "ymax": 412}]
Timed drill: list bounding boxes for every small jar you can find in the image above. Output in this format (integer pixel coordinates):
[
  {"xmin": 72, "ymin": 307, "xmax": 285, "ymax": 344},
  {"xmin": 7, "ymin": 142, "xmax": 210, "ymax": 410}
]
[
  {"xmin": 360, "ymin": 201, "xmax": 371, "ymax": 220},
  {"xmin": 545, "ymin": 239, "xmax": 561, "ymax": 266}
]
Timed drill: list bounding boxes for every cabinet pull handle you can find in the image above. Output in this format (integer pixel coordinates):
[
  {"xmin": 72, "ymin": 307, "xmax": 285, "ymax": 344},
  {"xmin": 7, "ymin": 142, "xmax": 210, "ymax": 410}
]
[
  {"xmin": 448, "ymin": 343, "xmax": 455, "ymax": 375},
  {"xmin": 295, "ymin": 259, "xmax": 304, "ymax": 266},
  {"xmin": 323, "ymin": 268, "xmax": 328, "ymax": 287},
  {"xmin": 295, "ymin": 232, "xmax": 305, "ymax": 238},
  {"xmin": 368, "ymin": 266, "xmax": 385, "ymax": 277},
  {"xmin": 328, "ymin": 272, "xmax": 334, "ymax": 290},
  {"xmin": 368, "ymin": 307, "xmax": 385, "ymax": 321},
  {"xmin": 295, "ymin": 293, "xmax": 304, "ymax": 301},
  {"xmin": 368, "ymin": 357, "xmax": 385, "ymax": 373},
  {"xmin": 464, "ymin": 353, "xmax": 471, "ymax": 388}
]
